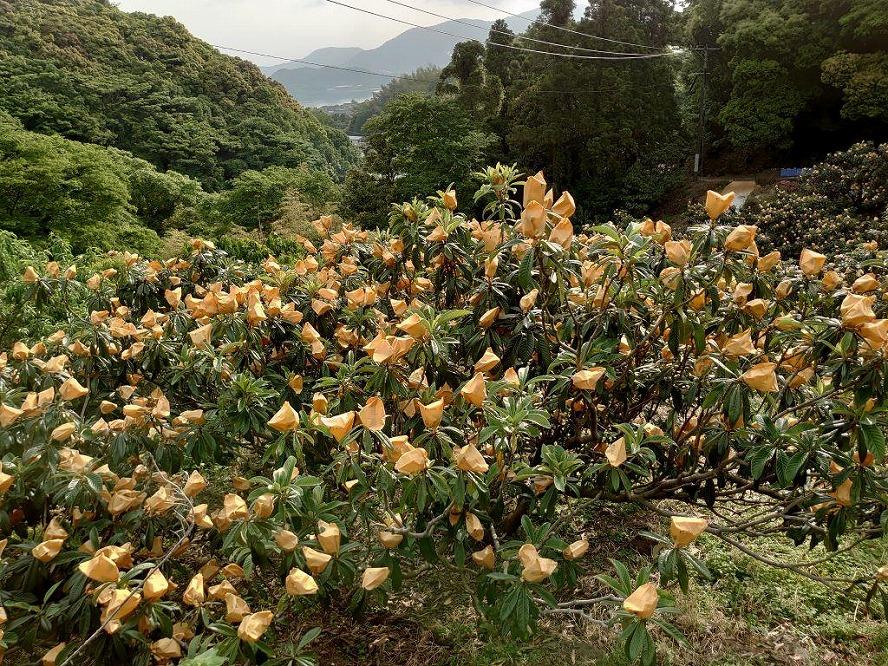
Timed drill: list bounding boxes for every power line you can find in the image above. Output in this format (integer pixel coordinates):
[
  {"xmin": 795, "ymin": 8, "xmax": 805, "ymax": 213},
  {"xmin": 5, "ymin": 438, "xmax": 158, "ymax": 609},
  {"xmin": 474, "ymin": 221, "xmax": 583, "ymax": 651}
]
[
  {"xmin": 215, "ymin": 43, "xmax": 687, "ymax": 95},
  {"xmin": 377, "ymin": 0, "xmax": 652, "ymax": 57},
  {"xmin": 534, "ymin": 79, "xmax": 693, "ymax": 94},
  {"xmin": 214, "ymin": 45, "xmax": 428, "ymax": 81},
  {"xmin": 461, "ymin": 0, "xmax": 664, "ymax": 51},
  {"xmin": 215, "ymin": 43, "xmax": 688, "ymax": 97},
  {"xmin": 324, "ymin": 0, "xmax": 681, "ymax": 60}
]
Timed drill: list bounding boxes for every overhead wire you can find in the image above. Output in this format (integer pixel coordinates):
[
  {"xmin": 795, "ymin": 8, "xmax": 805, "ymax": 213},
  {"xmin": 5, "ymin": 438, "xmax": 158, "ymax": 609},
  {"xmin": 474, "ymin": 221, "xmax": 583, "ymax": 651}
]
[
  {"xmin": 213, "ymin": 45, "xmax": 428, "ymax": 81},
  {"xmin": 376, "ymin": 0, "xmax": 653, "ymax": 56},
  {"xmin": 461, "ymin": 0, "xmax": 665, "ymax": 51},
  {"xmin": 323, "ymin": 0, "xmax": 682, "ymax": 60},
  {"xmin": 213, "ymin": 44, "xmax": 689, "ymax": 95}
]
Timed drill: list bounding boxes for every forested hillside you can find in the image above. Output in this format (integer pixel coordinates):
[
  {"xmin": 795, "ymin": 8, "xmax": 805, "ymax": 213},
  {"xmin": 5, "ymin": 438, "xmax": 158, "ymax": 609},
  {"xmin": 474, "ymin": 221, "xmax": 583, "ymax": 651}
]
[
  {"xmin": 0, "ymin": 0, "xmax": 358, "ymax": 189},
  {"xmin": 346, "ymin": 67, "xmax": 440, "ymax": 135},
  {"xmin": 0, "ymin": 112, "xmax": 187, "ymax": 254},
  {"xmin": 0, "ymin": 111, "xmax": 340, "ymax": 254}
]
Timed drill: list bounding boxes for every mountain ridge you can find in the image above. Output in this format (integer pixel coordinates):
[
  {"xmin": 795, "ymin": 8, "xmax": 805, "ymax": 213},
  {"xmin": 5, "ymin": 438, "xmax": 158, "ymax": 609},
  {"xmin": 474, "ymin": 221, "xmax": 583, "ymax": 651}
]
[{"xmin": 269, "ymin": 10, "xmax": 539, "ymax": 106}]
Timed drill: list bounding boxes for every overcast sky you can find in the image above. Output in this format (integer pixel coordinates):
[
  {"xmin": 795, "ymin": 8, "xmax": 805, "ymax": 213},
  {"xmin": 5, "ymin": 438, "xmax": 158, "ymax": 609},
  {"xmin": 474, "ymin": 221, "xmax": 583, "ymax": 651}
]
[{"xmin": 114, "ymin": 0, "xmax": 542, "ymax": 64}]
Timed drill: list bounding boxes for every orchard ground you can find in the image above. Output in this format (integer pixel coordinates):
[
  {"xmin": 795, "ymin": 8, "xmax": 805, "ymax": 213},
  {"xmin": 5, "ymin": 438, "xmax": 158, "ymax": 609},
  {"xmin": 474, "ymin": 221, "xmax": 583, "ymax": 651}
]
[{"xmin": 263, "ymin": 500, "xmax": 888, "ymax": 665}]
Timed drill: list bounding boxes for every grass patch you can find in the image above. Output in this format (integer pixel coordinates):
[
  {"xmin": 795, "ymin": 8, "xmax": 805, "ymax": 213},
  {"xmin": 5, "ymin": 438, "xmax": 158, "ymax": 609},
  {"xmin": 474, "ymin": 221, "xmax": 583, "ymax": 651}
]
[{"xmin": 316, "ymin": 503, "xmax": 888, "ymax": 665}]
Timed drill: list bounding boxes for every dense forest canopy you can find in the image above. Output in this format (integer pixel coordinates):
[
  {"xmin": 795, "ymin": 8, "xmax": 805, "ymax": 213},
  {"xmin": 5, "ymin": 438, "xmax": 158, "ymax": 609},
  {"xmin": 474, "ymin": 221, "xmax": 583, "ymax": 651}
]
[
  {"xmin": 684, "ymin": 0, "xmax": 888, "ymax": 161},
  {"xmin": 343, "ymin": 0, "xmax": 688, "ymax": 223},
  {"xmin": 0, "ymin": 112, "xmax": 340, "ymax": 254},
  {"xmin": 0, "ymin": 111, "xmax": 190, "ymax": 254},
  {"xmin": 0, "ymin": 0, "xmax": 358, "ymax": 190},
  {"xmin": 339, "ymin": 0, "xmax": 887, "ymax": 225}
]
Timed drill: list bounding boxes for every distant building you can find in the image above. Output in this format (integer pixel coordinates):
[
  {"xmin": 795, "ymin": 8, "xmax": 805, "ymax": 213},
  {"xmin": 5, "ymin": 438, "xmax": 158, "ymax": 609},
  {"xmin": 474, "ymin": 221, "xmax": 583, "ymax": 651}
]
[{"xmin": 779, "ymin": 168, "xmax": 806, "ymax": 179}]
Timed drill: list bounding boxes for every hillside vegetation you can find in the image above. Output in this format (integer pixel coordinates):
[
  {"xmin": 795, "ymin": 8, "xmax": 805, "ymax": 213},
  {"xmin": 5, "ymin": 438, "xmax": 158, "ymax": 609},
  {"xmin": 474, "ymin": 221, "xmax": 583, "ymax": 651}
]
[
  {"xmin": 347, "ymin": 67, "xmax": 440, "ymax": 136},
  {"xmin": 0, "ymin": 112, "xmax": 340, "ymax": 255},
  {"xmin": 0, "ymin": 112, "xmax": 196, "ymax": 255},
  {"xmin": 0, "ymin": 0, "xmax": 357, "ymax": 190}
]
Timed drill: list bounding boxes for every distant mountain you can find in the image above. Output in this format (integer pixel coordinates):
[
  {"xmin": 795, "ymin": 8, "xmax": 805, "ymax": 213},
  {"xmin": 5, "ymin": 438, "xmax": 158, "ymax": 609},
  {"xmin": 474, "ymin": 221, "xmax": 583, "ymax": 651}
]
[
  {"xmin": 271, "ymin": 12, "xmax": 537, "ymax": 106},
  {"xmin": 262, "ymin": 47, "xmax": 364, "ymax": 76}
]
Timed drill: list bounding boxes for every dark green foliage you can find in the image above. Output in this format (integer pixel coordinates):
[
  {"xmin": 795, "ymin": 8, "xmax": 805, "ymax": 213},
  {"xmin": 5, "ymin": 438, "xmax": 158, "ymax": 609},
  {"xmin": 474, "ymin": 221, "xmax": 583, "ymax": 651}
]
[
  {"xmin": 805, "ymin": 141, "xmax": 888, "ymax": 215},
  {"xmin": 0, "ymin": 231, "xmax": 86, "ymax": 347},
  {"xmin": 484, "ymin": 20, "xmax": 517, "ymax": 88},
  {"xmin": 0, "ymin": 113, "xmax": 166, "ymax": 254},
  {"xmin": 216, "ymin": 166, "xmax": 338, "ymax": 232},
  {"xmin": 128, "ymin": 168, "xmax": 207, "ymax": 232},
  {"xmin": 682, "ymin": 0, "xmax": 888, "ymax": 160},
  {"xmin": 0, "ymin": 0, "xmax": 358, "ymax": 189},
  {"xmin": 540, "ymin": 0, "xmax": 575, "ymax": 25},
  {"xmin": 516, "ymin": 1, "xmax": 685, "ymax": 219},
  {"xmin": 438, "ymin": 42, "xmax": 504, "ymax": 119},
  {"xmin": 347, "ymin": 67, "xmax": 440, "ymax": 136},
  {"xmin": 431, "ymin": 0, "xmax": 687, "ymax": 221},
  {"xmin": 0, "ymin": 112, "xmax": 342, "ymax": 253},
  {"xmin": 342, "ymin": 94, "xmax": 496, "ymax": 227}
]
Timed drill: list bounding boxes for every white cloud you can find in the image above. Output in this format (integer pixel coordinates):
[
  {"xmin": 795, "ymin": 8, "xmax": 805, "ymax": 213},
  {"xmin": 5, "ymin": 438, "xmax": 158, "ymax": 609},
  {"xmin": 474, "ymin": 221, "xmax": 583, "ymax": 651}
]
[{"xmin": 114, "ymin": 0, "xmax": 540, "ymax": 64}]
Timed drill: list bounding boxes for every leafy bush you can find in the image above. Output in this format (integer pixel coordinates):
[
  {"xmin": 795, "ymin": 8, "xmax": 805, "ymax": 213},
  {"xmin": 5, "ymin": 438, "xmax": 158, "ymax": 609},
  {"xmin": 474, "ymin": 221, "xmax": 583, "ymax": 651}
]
[
  {"xmin": 0, "ymin": 232, "xmax": 90, "ymax": 349},
  {"xmin": 805, "ymin": 142, "xmax": 888, "ymax": 216},
  {"xmin": 2, "ymin": 170, "xmax": 888, "ymax": 665},
  {"xmin": 744, "ymin": 142, "xmax": 888, "ymax": 255}
]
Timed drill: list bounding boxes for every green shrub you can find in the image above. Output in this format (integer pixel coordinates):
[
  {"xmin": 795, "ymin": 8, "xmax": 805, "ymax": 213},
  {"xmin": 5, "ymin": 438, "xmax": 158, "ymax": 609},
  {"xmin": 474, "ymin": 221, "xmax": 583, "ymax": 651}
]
[
  {"xmin": 743, "ymin": 142, "xmax": 888, "ymax": 255},
  {"xmin": 3, "ymin": 167, "xmax": 888, "ymax": 666}
]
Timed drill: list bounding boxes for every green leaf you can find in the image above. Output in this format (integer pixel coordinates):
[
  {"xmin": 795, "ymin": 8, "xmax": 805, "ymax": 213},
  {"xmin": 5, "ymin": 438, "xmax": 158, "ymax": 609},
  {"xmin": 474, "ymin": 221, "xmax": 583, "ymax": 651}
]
[
  {"xmin": 611, "ymin": 559, "xmax": 632, "ymax": 592},
  {"xmin": 651, "ymin": 618, "xmax": 689, "ymax": 647},
  {"xmin": 499, "ymin": 586, "xmax": 520, "ymax": 620},
  {"xmin": 297, "ymin": 627, "xmax": 322, "ymax": 651},
  {"xmin": 861, "ymin": 423, "xmax": 886, "ymax": 463},
  {"xmin": 517, "ymin": 249, "xmax": 535, "ymax": 291},
  {"xmin": 179, "ymin": 648, "xmax": 227, "ymax": 666},
  {"xmin": 747, "ymin": 446, "xmax": 774, "ymax": 480},
  {"xmin": 629, "ymin": 622, "xmax": 646, "ymax": 660},
  {"xmin": 776, "ymin": 449, "xmax": 807, "ymax": 487}
]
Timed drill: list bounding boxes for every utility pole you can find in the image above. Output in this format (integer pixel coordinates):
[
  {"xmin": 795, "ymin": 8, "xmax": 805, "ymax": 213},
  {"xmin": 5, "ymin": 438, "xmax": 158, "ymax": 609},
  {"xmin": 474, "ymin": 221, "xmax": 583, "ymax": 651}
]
[
  {"xmin": 695, "ymin": 46, "xmax": 708, "ymax": 174},
  {"xmin": 692, "ymin": 45, "xmax": 719, "ymax": 175}
]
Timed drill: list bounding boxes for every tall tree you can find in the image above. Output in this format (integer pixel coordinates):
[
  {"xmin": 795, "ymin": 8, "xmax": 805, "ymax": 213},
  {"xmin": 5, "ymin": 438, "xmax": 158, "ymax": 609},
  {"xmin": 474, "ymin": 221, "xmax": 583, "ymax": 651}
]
[
  {"xmin": 485, "ymin": 20, "xmax": 517, "ymax": 86},
  {"xmin": 485, "ymin": 22, "xmax": 519, "ymax": 154},
  {"xmin": 505, "ymin": 0, "xmax": 685, "ymax": 217},
  {"xmin": 541, "ymin": 0, "xmax": 576, "ymax": 26},
  {"xmin": 342, "ymin": 94, "xmax": 496, "ymax": 227},
  {"xmin": 683, "ymin": 0, "xmax": 888, "ymax": 162},
  {"xmin": 438, "ymin": 42, "xmax": 504, "ymax": 119}
]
